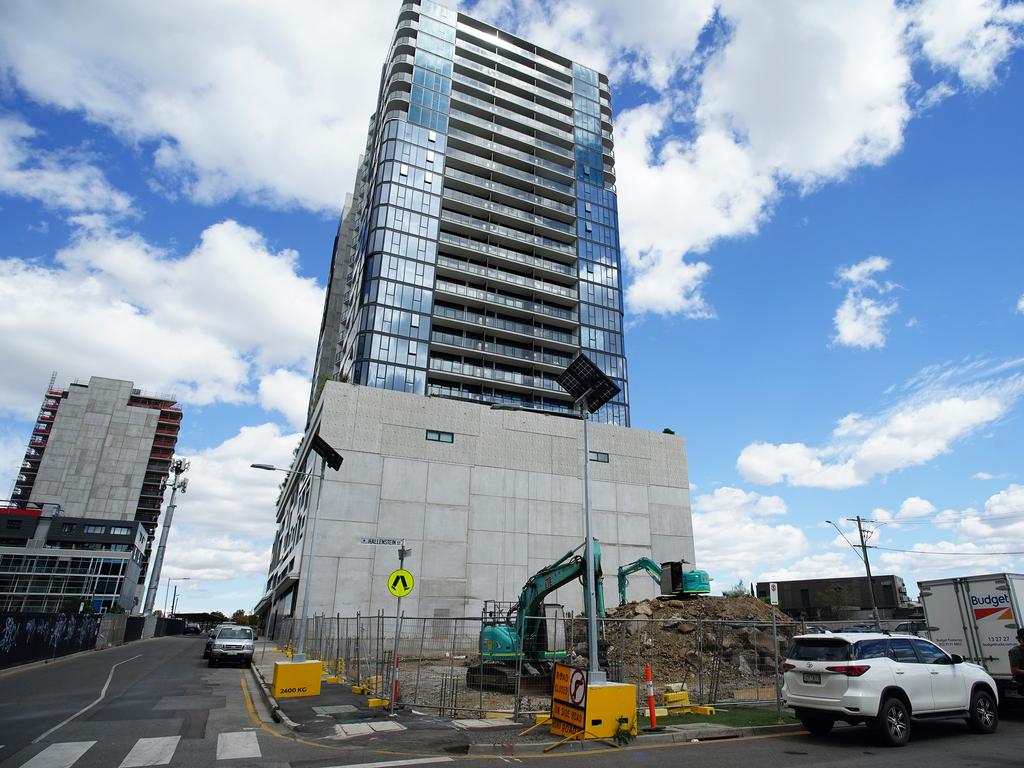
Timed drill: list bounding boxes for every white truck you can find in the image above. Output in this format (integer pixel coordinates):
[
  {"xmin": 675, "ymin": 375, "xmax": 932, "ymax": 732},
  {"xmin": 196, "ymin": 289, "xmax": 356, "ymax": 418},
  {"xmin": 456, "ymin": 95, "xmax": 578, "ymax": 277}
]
[{"xmin": 918, "ymin": 573, "xmax": 1024, "ymax": 699}]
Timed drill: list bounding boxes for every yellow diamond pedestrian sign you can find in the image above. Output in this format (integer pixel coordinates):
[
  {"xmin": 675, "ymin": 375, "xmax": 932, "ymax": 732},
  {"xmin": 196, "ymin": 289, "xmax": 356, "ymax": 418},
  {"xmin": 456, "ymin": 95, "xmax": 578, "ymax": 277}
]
[{"xmin": 388, "ymin": 568, "xmax": 414, "ymax": 597}]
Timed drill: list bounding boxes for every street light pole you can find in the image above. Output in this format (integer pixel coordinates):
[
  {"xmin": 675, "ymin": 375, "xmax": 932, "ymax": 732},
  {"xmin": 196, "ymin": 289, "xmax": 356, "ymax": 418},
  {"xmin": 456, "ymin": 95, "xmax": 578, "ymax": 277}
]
[
  {"xmin": 580, "ymin": 402, "xmax": 604, "ymax": 683},
  {"xmin": 144, "ymin": 458, "xmax": 189, "ymax": 614},
  {"xmin": 252, "ymin": 442, "xmax": 342, "ymax": 664},
  {"xmin": 163, "ymin": 577, "xmax": 190, "ymax": 616}
]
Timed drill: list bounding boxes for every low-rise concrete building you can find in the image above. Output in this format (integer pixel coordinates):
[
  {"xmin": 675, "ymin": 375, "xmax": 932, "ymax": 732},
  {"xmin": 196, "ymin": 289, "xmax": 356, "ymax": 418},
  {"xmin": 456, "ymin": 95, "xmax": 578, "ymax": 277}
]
[{"xmin": 256, "ymin": 382, "xmax": 695, "ymax": 625}]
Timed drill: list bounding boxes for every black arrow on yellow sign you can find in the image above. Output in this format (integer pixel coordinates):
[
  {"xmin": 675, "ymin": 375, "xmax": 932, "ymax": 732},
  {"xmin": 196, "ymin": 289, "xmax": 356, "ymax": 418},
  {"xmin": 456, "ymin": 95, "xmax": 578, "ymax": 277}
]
[
  {"xmin": 388, "ymin": 568, "xmax": 414, "ymax": 597},
  {"xmin": 392, "ymin": 574, "xmax": 408, "ymax": 590}
]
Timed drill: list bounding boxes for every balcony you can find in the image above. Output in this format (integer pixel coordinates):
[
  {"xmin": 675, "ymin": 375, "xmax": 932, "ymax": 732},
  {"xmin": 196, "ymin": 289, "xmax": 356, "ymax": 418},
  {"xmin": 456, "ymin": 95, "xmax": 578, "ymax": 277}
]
[
  {"xmin": 439, "ymin": 209, "xmax": 576, "ymax": 261},
  {"xmin": 446, "ymin": 128, "xmax": 574, "ymax": 182},
  {"xmin": 445, "ymin": 146, "xmax": 574, "ymax": 199},
  {"xmin": 449, "ymin": 108, "xmax": 573, "ymax": 162},
  {"xmin": 442, "ymin": 187, "xmax": 575, "ymax": 239},
  {"xmin": 434, "ymin": 279, "xmax": 577, "ymax": 326},
  {"xmin": 444, "ymin": 166, "xmax": 574, "ymax": 217},
  {"xmin": 431, "ymin": 330, "xmax": 572, "ymax": 370},
  {"xmin": 451, "ymin": 70, "xmax": 572, "ymax": 129},
  {"xmin": 437, "ymin": 231, "xmax": 575, "ymax": 281},
  {"xmin": 436, "ymin": 255, "xmax": 576, "ymax": 302},
  {"xmin": 432, "ymin": 304, "xmax": 577, "ymax": 348},
  {"xmin": 450, "ymin": 86, "xmax": 574, "ymax": 146},
  {"xmin": 455, "ymin": 38, "xmax": 573, "ymax": 97},
  {"xmin": 428, "ymin": 356, "xmax": 565, "ymax": 394},
  {"xmin": 456, "ymin": 21, "xmax": 574, "ymax": 79}
]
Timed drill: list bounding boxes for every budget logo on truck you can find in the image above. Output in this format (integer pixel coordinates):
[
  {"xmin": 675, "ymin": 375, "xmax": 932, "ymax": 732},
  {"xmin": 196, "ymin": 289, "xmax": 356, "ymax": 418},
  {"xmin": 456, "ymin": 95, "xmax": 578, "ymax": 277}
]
[{"xmin": 971, "ymin": 592, "xmax": 1014, "ymax": 621}]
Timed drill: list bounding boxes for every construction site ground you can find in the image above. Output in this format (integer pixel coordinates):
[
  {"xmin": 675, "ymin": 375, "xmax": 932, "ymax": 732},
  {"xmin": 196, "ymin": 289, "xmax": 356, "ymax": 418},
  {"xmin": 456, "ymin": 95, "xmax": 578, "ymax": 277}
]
[{"xmin": 250, "ymin": 637, "xmax": 803, "ymax": 757}]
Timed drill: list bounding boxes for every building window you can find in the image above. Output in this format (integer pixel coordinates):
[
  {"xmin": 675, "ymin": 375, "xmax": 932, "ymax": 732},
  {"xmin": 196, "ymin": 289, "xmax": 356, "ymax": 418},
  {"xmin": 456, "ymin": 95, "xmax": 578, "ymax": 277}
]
[
  {"xmin": 110, "ymin": 526, "xmax": 131, "ymax": 536},
  {"xmin": 5, "ymin": 519, "xmax": 22, "ymax": 530},
  {"xmin": 82, "ymin": 525, "xmax": 107, "ymax": 534},
  {"xmin": 588, "ymin": 451, "xmax": 609, "ymax": 463},
  {"xmin": 426, "ymin": 430, "xmax": 454, "ymax": 443},
  {"xmin": 61, "ymin": 523, "xmax": 76, "ymax": 533}
]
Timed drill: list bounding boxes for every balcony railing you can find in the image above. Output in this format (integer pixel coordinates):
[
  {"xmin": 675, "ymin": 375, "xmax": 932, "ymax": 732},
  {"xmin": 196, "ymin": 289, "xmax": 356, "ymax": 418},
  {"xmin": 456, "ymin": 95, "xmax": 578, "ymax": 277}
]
[
  {"xmin": 440, "ymin": 209, "xmax": 576, "ymax": 259},
  {"xmin": 432, "ymin": 304, "xmax": 577, "ymax": 345},
  {"xmin": 449, "ymin": 108, "xmax": 574, "ymax": 161},
  {"xmin": 435, "ymin": 279, "xmax": 577, "ymax": 323},
  {"xmin": 445, "ymin": 146, "xmax": 574, "ymax": 197},
  {"xmin": 446, "ymin": 128, "xmax": 574, "ymax": 180},
  {"xmin": 442, "ymin": 187, "xmax": 575, "ymax": 237},
  {"xmin": 431, "ymin": 330, "xmax": 572, "ymax": 368},
  {"xmin": 444, "ymin": 166, "xmax": 574, "ymax": 215},
  {"xmin": 437, "ymin": 231, "xmax": 575, "ymax": 278},
  {"xmin": 436, "ymin": 255, "xmax": 576, "ymax": 300},
  {"xmin": 450, "ymin": 86, "xmax": 574, "ymax": 145},
  {"xmin": 429, "ymin": 357, "xmax": 564, "ymax": 392},
  {"xmin": 451, "ymin": 71, "xmax": 572, "ymax": 129}
]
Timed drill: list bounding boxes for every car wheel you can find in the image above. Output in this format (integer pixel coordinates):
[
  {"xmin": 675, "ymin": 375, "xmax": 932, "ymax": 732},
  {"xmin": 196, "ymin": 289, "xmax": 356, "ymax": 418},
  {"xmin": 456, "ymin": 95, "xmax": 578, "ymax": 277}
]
[
  {"xmin": 799, "ymin": 716, "xmax": 834, "ymax": 736},
  {"xmin": 874, "ymin": 697, "xmax": 910, "ymax": 747},
  {"xmin": 967, "ymin": 688, "xmax": 998, "ymax": 734}
]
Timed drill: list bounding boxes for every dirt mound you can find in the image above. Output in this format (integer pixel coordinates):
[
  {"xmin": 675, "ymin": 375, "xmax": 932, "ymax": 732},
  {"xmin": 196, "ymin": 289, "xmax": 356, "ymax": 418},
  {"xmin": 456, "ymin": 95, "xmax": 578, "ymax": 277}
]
[{"xmin": 571, "ymin": 596, "xmax": 796, "ymax": 701}]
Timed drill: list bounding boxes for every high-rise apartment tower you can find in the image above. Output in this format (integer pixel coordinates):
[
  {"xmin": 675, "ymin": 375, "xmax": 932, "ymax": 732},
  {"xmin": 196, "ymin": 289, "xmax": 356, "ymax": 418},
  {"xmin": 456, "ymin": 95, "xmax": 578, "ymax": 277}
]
[{"xmin": 311, "ymin": 0, "xmax": 629, "ymax": 426}]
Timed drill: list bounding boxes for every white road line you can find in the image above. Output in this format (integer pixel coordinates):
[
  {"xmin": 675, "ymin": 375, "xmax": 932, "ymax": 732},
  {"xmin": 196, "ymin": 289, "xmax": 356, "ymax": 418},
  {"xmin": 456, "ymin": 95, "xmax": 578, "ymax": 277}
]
[
  {"xmin": 32, "ymin": 655, "xmax": 142, "ymax": 744},
  {"xmin": 321, "ymin": 759, "xmax": 453, "ymax": 768},
  {"xmin": 118, "ymin": 736, "xmax": 180, "ymax": 767},
  {"xmin": 215, "ymin": 731, "xmax": 260, "ymax": 760},
  {"xmin": 21, "ymin": 741, "xmax": 96, "ymax": 768}
]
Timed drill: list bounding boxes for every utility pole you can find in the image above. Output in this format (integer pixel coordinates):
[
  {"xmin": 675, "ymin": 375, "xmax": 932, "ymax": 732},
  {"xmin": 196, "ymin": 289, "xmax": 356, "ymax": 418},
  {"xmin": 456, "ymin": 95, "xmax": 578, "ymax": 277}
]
[
  {"xmin": 851, "ymin": 515, "xmax": 882, "ymax": 631},
  {"xmin": 143, "ymin": 458, "xmax": 189, "ymax": 614}
]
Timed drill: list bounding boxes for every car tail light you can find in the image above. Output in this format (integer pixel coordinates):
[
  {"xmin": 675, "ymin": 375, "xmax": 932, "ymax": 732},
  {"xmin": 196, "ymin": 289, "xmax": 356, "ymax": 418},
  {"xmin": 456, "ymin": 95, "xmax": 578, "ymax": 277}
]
[
  {"xmin": 825, "ymin": 664, "xmax": 871, "ymax": 677},
  {"xmin": 781, "ymin": 662, "xmax": 796, "ymax": 671}
]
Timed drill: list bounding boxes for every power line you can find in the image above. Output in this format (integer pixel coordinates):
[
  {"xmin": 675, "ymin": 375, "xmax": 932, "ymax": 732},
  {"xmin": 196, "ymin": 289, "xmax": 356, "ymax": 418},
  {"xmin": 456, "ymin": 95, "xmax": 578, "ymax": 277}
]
[{"xmin": 870, "ymin": 544, "xmax": 1024, "ymax": 556}]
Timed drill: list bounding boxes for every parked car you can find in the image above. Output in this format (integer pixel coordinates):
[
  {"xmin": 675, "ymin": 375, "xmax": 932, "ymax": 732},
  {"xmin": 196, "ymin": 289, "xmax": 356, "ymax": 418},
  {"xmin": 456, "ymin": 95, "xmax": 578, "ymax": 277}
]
[
  {"xmin": 203, "ymin": 622, "xmax": 237, "ymax": 658},
  {"xmin": 208, "ymin": 625, "xmax": 255, "ymax": 668},
  {"xmin": 183, "ymin": 622, "xmax": 201, "ymax": 635},
  {"xmin": 781, "ymin": 632, "xmax": 998, "ymax": 747}
]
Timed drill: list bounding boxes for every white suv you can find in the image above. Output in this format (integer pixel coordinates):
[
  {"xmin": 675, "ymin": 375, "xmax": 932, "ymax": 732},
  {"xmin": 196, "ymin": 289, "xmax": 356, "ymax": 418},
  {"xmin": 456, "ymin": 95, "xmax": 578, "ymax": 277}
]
[{"xmin": 781, "ymin": 632, "xmax": 999, "ymax": 747}]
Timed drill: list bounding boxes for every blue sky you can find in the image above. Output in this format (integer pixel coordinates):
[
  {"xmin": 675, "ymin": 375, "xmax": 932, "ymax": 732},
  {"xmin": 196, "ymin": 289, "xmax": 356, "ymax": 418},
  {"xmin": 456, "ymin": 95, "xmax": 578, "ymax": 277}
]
[{"xmin": 0, "ymin": 1, "xmax": 1022, "ymax": 613}]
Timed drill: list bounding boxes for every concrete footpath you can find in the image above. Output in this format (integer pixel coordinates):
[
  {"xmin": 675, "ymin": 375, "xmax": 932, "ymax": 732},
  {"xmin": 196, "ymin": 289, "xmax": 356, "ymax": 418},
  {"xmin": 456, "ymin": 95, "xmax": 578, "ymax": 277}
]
[{"xmin": 247, "ymin": 640, "xmax": 803, "ymax": 757}]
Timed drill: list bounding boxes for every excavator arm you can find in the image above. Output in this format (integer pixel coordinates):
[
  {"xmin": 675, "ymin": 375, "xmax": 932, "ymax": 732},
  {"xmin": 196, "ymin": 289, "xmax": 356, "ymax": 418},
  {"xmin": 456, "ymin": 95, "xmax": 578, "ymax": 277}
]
[
  {"xmin": 617, "ymin": 557, "xmax": 662, "ymax": 605},
  {"xmin": 513, "ymin": 540, "xmax": 604, "ymax": 658}
]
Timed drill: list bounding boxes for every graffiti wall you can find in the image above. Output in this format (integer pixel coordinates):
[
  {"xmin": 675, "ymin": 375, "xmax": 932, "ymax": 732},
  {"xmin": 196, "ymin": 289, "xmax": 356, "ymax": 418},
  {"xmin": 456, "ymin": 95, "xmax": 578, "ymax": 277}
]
[{"xmin": 0, "ymin": 613, "xmax": 100, "ymax": 669}]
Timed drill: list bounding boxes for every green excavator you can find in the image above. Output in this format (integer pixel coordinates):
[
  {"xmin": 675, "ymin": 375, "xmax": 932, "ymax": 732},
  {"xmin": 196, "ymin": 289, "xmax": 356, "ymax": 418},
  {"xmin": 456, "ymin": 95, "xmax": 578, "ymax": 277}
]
[
  {"xmin": 617, "ymin": 558, "xmax": 712, "ymax": 605},
  {"xmin": 466, "ymin": 540, "xmax": 604, "ymax": 693}
]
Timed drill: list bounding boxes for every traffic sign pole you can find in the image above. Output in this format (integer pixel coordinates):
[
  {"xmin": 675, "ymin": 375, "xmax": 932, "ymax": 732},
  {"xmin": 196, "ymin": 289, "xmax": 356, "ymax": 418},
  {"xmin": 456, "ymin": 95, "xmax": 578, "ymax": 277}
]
[
  {"xmin": 388, "ymin": 545, "xmax": 410, "ymax": 717},
  {"xmin": 769, "ymin": 582, "xmax": 781, "ymax": 723}
]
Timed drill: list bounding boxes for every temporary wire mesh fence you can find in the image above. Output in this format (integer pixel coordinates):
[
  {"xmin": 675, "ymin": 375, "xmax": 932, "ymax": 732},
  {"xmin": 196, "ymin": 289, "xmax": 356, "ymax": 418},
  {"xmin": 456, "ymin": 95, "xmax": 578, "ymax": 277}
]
[{"xmin": 268, "ymin": 611, "xmax": 824, "ymax": 714}]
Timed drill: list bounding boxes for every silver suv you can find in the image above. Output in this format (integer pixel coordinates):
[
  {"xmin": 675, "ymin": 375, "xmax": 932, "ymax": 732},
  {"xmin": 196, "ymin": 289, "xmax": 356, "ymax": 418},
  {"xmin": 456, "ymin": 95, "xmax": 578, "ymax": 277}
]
[
  {"xmin": 208, "ymin": 625, "xmax": 254, "ymax": 668},
  {"xmin": 782, "ymin": 633, "xmax": 998, "ymax": 747}
]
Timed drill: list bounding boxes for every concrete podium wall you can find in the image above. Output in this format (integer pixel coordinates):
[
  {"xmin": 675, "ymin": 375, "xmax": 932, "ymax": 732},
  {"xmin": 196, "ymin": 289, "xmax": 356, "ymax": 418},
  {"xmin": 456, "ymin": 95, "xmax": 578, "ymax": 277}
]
[{"xmin": 267, "ymin": 383, "xmax": 695, "ymax": 619}]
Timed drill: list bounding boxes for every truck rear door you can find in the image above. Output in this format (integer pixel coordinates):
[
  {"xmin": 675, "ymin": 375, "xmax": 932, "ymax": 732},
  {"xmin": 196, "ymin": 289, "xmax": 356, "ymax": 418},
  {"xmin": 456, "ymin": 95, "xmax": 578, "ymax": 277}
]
[
  {"xmin": 920, "ymin": 579, "xmax": 973, "ymax": 659},
  {"xmin": 962, "ymin": 574, "xmax": 1019, "ymax": 677}
]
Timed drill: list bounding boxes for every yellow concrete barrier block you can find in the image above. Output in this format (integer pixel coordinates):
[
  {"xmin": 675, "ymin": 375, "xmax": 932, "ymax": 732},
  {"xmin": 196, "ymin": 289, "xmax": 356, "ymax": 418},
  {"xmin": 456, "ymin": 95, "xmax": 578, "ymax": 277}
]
[
  {"xmin": 584, "ymin": 682, "xmax": 637, "ymax": 739},
  {"xmin": 271, "ymin": 660, "xmax": 323, "ymax": 699},
  {"xmin": 325, "ymin": 676, "xmax": 341, "ymax": 684},
  {"xmin": 534, "ymin": 712, "xmax": 551, "ymax": 724},
  {"xmin": 367, "ymin": 698, "xmax": 389, "ymax": 708},
  {"xmin": 484, "ymin": 711, "xmax": 510, "ymax": 719},
  {"xmin": 663, "ymin": 691, "xmax": 690, "ymax": 705},
  {"xmin": 690, "ymin": 706, "xmax": 715, "ymax": 715},
  {"xmin": 351, "ymin": 685, "xmax": 367, "ymax": 694}
]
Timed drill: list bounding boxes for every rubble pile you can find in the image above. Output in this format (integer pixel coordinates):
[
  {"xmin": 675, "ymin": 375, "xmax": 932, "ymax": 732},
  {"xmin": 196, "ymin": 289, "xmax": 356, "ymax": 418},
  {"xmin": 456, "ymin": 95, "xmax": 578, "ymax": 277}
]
[{"xmin": 576, "ymin": 596, "xmax": 797, "ymax": 699}]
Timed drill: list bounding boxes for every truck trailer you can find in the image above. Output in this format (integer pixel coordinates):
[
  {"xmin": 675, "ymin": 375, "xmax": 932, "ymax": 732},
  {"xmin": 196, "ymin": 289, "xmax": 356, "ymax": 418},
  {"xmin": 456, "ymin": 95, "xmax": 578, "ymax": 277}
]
[{"xmin": 918, "ymin": 573, "xmax": 1024, "ymax": 699}]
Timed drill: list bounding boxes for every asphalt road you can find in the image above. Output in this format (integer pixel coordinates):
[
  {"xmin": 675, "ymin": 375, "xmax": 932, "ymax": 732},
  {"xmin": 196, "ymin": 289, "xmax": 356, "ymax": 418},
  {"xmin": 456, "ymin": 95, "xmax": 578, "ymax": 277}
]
[{"xmin": 0, "ymin": 637, "xmax": 1021, "ymax": 768}]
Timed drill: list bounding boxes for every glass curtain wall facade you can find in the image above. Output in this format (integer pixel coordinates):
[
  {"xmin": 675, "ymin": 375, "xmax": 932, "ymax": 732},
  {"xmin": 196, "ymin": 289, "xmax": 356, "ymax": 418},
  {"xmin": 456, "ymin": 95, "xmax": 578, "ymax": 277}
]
[{"xmin": 314, "ymin": 0, "xmax": 629, "ymax": 425}]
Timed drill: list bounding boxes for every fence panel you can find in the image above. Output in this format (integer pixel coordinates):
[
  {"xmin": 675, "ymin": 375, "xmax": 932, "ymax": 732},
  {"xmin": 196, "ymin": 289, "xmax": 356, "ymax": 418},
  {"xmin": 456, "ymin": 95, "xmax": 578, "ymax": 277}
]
[{"xmin": 0, "ymin": 612, "xmax": 100, "ymax": 669}]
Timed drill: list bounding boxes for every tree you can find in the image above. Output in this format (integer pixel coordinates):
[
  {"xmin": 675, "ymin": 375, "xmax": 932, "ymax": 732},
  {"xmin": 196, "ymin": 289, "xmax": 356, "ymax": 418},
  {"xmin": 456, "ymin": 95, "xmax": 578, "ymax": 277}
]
[
  {"xmin": 662, "ymin": 427, "xmax": 675, "ymax": 434},
  {"xmin": 231, "ymin": 609, "xmax": 249, "ymax": 625},
  {"xmin": 209, "ymin": 611, "xmax": 227, "ymax": 623},
  {"xmin": 722, "ymin": 579, "xmax": 747, "ymax": 598}
]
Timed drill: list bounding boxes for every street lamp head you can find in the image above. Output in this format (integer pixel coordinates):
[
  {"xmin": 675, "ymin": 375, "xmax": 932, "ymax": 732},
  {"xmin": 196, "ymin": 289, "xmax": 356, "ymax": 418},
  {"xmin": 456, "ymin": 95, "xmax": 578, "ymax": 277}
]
[{"xmin": 250, "ymin": 463, "xmax": 277, "ymax": 471}]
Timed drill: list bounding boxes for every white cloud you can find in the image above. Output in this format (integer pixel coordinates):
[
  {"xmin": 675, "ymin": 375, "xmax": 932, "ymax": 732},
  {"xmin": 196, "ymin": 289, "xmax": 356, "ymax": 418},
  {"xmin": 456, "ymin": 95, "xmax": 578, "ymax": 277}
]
[
  {"xmin": 692, "ymin": 486, "xmax": 808, "ymax": 576},
  {"xmin": 0, "ymin": 218, "xmax": 323, "ymax": 419},
  {"xmin": 972, "ymin": 471, "xmax": 996, "ymax": 480},
  {"xmin": 738, "ymin": 359, "xmax": 1024, "ymax": 489},
  {"xmin": 761, "ymin": 551, "xmax": 864, "ymax": 583},
  {"xmin": 0, "ymin": 2, "xmax": 399, "ymax": 210},
  {"xmin": 832, "ymin": 256, "xmax": 899, "ymax": 349},
  {"xmin": 258, "ymin": 369, "xmax": 311, "ymax": 431},
  {"xmin": 1017, "ymin": 294, "xmax": 1024, "ymax": 313},
  {"xmin": 908, "ymin": 0, "xmax": 1024, "ymax": 89},
  {"xmin": 0, "ymin": 115, "xmax": 132, "ymax": 213},
  {"xmin": 985, "ymin": 483, "xmax": 1024, "ymax": 516},
  {"xmin": 898, "ymin": 496, "xmax": 937, "ymax": 519},
  {"xmin": 159, "ymin": 423, "xmax": 299, "ymax": 603}
]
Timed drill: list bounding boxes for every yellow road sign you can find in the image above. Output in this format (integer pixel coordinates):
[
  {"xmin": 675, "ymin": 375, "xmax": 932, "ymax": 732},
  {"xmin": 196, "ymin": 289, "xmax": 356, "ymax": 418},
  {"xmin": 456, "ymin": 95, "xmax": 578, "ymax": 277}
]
[{"xmin": 388, "ymin": 568, "xmax": 414, "ymax": 597}]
